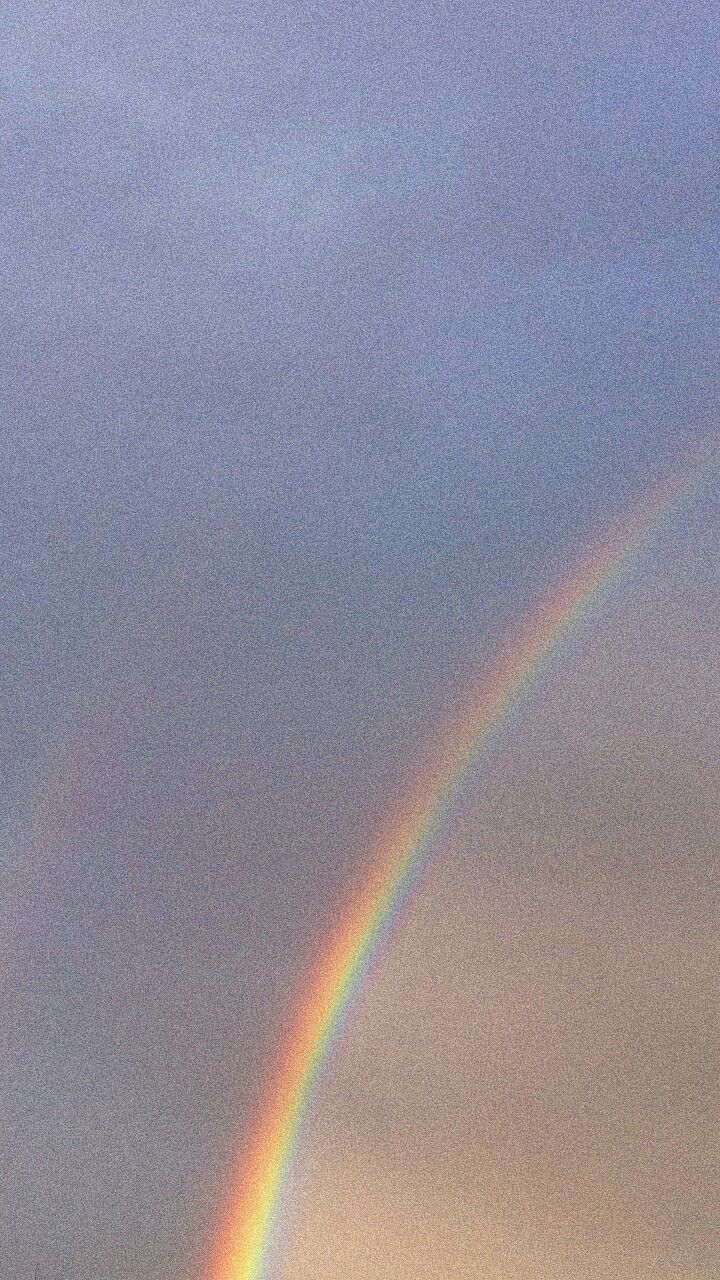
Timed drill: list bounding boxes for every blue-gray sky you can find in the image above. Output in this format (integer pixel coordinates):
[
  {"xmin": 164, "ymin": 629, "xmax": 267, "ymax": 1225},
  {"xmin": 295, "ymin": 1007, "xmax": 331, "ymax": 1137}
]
[{"xmin": 2, "ymin": 4, "xmax": 719, "ymax": 1278}]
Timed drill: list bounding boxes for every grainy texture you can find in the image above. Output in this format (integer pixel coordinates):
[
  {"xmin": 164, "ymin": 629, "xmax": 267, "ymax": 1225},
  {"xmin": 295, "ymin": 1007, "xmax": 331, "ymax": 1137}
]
[{"xmin": 1, "ymin": 4, "xmax": 718, "ymax": 1278}]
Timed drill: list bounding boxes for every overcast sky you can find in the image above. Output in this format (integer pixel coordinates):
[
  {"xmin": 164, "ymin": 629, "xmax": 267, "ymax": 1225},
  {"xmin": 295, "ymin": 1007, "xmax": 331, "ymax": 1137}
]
[{"xmin": 1, "ymin": 4, "xmax": 719, "ymax": 1278}]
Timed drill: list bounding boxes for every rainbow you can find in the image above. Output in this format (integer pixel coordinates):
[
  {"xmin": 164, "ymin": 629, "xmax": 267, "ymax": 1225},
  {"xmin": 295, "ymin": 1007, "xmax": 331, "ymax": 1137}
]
[{"xmin": 203, "ymin": 444, "xmax": 716, "ymax": 1280}]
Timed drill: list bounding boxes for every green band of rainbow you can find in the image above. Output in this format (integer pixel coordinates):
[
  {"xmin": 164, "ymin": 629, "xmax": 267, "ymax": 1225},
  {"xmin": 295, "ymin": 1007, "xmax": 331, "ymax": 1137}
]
[{"xmin": 204, "ymin": 445, "xmax": 716, "ymax": 1280}]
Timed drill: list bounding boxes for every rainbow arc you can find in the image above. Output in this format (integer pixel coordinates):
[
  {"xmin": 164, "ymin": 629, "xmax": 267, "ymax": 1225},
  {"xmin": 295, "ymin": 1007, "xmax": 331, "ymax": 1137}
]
[{"xmin": 204, "ymin": 443, "xmax": 716, "ymax": 1280}]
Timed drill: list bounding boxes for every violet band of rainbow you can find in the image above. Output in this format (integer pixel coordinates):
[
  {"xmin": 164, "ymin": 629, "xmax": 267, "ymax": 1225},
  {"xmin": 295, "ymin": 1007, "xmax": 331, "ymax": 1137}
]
[{"xmin": 204, "ymin": 441, "xmax": 717, "ymax": 1280}]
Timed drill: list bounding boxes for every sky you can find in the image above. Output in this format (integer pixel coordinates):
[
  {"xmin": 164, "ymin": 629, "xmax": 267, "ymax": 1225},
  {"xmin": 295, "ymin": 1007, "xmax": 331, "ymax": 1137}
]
[{"xmin": 1, "ymin": 3, "xmax": 719, "ymax": 1278}]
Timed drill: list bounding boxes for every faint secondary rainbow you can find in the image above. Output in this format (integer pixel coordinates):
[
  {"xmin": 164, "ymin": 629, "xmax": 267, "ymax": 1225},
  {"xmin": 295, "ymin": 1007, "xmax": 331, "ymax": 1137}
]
[{"xmin": 204, "ymin": 444, "xmax": 717, "ymax": 1280}]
